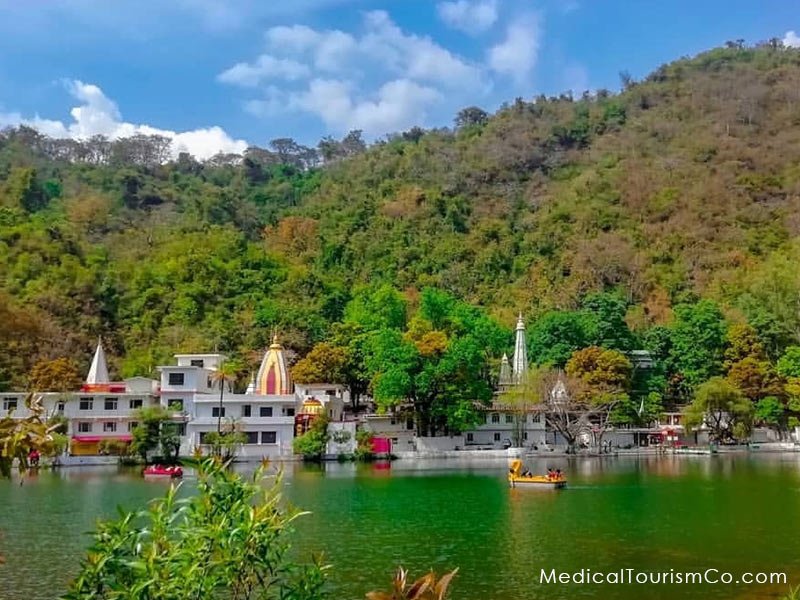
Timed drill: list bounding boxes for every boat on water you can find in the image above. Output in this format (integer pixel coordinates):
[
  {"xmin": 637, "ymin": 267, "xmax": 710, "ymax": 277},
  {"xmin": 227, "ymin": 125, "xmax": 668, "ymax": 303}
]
[
  {"xmin": 143, "ymin": 464, "xmax": 183, "ymax": 478},
  {"xmin": 508, "ymin": 459, "xmax": 566, "ymax": 489}
]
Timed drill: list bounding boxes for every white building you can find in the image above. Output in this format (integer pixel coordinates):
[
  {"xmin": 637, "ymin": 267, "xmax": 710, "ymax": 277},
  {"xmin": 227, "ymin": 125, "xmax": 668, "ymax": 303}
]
[
  {"xmin": 0, "ymin": 340, "xmax": 161, "ymax": 456},
  {"xmin": 157, "ymin": 337, "xmax": 345, "ymax": 460},
  {"xmin": 467, "ymin": 404, "xmax": 547, "ymax": 449}
]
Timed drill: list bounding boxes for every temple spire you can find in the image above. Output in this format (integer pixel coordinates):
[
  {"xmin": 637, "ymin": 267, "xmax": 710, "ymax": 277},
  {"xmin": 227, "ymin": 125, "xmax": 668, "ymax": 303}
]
[
  {"xmin": 86, "ymin": 338, "xmax": 110, "ymax": 385},
  {"xmin": 498, "ymin": 353, "xmax": 512, "ymax": 386},
  {"xmin": 511, "ymin": 313, "xmax": 528, "ymax": 383},
  {"xmin": 253, "ymin": 334, "xmax": 292, "ymax": 395},
  {"xmin": 245, "ymin": 372, "xmax": 256, "ymax": 395}
]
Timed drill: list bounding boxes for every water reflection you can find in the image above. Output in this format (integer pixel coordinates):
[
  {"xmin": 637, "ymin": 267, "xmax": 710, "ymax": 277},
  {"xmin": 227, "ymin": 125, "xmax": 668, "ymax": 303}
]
[{"xmin": 3, "ymin": 455, "xmax": 800, "ymax": 600}]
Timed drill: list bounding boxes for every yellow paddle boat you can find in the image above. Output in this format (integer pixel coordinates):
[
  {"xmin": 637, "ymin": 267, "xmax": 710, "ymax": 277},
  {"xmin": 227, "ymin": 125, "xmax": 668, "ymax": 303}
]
[{"xmin": 508, "ymin": 459, "xmax": 566, "ymax": 489}]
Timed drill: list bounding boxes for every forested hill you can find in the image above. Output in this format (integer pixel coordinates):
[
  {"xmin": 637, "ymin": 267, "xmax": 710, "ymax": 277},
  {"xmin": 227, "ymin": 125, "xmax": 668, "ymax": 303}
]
[{"xmin": 2, "ymin": 43, "xmax": 800, "ymax": 387}]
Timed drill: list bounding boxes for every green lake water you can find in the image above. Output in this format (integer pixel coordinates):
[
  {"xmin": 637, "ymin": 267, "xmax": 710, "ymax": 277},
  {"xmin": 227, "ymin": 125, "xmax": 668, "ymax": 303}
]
[{"xmin": 2, "ymin": 454, "xmax": 800, "ymax": 600}]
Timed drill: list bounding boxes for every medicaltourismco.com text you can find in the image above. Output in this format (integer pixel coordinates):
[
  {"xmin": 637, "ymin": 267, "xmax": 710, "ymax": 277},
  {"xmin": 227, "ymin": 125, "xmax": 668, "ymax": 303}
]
[{"xmin": 539, "ymin": 568, "xmax": 787, "ymax": 585}]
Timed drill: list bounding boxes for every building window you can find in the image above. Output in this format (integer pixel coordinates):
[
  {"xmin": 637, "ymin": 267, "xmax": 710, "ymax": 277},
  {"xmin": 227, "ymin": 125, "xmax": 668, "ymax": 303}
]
[
  {"xmin": 505, "ymin": 414, "xmax": 514, "ymax": 424},
  {"xmin": 491, "ymin": 413, "xmax": 500, "ymax": 424},
  {"xmin": 190, "ymin": 359, "xmax": 204, "ymax": 368},
  {"xmin": 406, "ymin": 419, "xmax": 414, "ymax": 430},
  {"xmin": 78, "ymin": 422, "xmax": 92, "ymax": 433},
  {"xmin": 129, "ymin": 398, "xmax": 143, "ymax": 410},
  {"xmin": 103, "ymin": 422, "xmax": 117, "ymax": 433},
  {"xmin": 212, "ymin": 407, "xmax": 225, "ymax": 418},
  {"xmin": 168, "ymin": 373, "xmax": 185, "ymax": 386},
  {"xmin": 532, "ymin": 413, "xmax": 541, "ymax": 423},
  {"xmin": 466, "ymin": 432, "xmax": 474, "ymax": 442},
  {"xmin": 242, "ymin": 404, "xmax": 252, "ymax": 417},
  {"xmin": 3, "ymin": 398, "xmax": 18, "ymax": 411},
  {"xmin": 259, "ymin": 406, "xmax": 273, "ymax": 417},
  {"xmin": 494, "ymin": 433, "xmax": 501, "ymax": 442},
  {"xmin": 79, "ymin": 398, "xmax": 93, "ymax": 411},
  {"xmin": 56, "ymin": 401, "xmax": 65, "ymax": 415},
  {"xmin": 174, "ymin": 423, "xmax": 186, "ymax": 436},
  {"xmin": 390, "ymin": 418, "xmax": 396, "ymax": 425},
  {"xmin": 261, "ymin": 431, "xmax": 277, "ymax": 444},
  {"xmin": 285, "ymin": 408, "xmax": 295, "ymax": 417},
  {"xmin": 168, "ymin": 399, "xmax": 184, "ymax": 411},
  {"xmin": 128, "ymin": 421, "xmax": 139, "ymax": 432},
  {"xmin": 104, "ymin": 398, "xmax": 118, "ymax": 411},
  {"xmin": 243, "ymin": 431, "xmax": 258, "ymax": 444},
  {"xmin": 523, "ymin": 432, "xmax": 528, "ymax": 440},
  {"xmin": 199, "ymin": 431, "xmax": 213, "ymax": 444}
]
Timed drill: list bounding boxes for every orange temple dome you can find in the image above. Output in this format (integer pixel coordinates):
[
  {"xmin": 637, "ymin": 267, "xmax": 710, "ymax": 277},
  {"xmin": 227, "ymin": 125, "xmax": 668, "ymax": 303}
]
[
  {"xmin": 253, "ymin": 335, "xmax": 293, "ymax": 395},
  {"xmin": 300, "ymin": 398, "xmax": 323, "ymax": 415}
]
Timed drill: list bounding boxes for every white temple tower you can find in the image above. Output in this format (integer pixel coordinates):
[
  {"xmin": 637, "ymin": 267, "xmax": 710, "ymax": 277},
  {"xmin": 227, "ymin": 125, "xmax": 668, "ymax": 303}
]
[{"xmin": 511, "ymin": 313, "xmax": 528, "ymax": 383}]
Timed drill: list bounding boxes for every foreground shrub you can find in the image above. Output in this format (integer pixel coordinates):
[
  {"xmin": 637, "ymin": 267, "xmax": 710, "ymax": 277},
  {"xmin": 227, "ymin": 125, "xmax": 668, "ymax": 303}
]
[
  {"xmin": 63, "ymin": 459, "xmax": 327, "ymax": 600},
  {"xmin": 367, "ymin": 567, "xmax": 458, "ymax": 600}
]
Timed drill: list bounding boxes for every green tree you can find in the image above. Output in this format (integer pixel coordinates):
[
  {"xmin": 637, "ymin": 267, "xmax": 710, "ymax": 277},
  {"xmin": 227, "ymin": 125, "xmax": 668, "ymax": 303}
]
[
  {"xmin": 669, "ymin": 301, "xmax": 728, "ymax": 387},
  {"xmin": 130, "ymin": 406, "xmax": 178, "ymax": 463},
  {"xmin": 501, "ymin": 366, "xmax": 542, "ymax": 447},
  {"xmin": 754, "ymin": 396, "xmax": 787, "ymax": 437},
  {"xmin": 683, "ymin": 377, "xmax": 753, "ymax": 442},
  {"xmin": 63, "ymin": 460, "xmax": 327, "ymax": 600},
  {"xmin": 565, "ymin": 346, "xmax": 633, "ymax": 401},
  {"xmin": 328, "ymin": 322, "xmax": 372, "ymax": 409},
  {"xmin": 211, "ymin": 360, "xmax": 241, "ymax": 435},
  {"xmin": 454, "ymin": 106, "xmax": 489, "ymax": 129},
  {"xmin": 202, "ymin": 427, "xmax": 247, "ymax": 461},
  {"xmin": 292, "ymin": 342, "xmax": 347, "ymax": 384},
  {"xmin": 366, "ymin": 289, "xmax": 506, "ymax": 436},
  {"xmin": 565, "ymin": 347, "xmax": 633, "ymax": 446},
  {"xmin": 726, "ymin": 356, "xmax": 782, "ymax": 403},
  {"xmin": 293, "ymin": 415, "xmax": 330, "ymax": 461},
  {"xmin": 581, "ymin": 292, "xmax": 635, "ymax": 350},
  {"xmin": 777, "ymin": 346, "xmax": 800, "ymax": 378},
  {"xmin": 724, "ymin": 323, "xmax": 766, "ymax": 368},
  {"xmin": 344, "ymin": 284, "xmax": 407, "ymax": 331},
  {"xmin": 527, "ymin": 311, "xmax": 595, "ymax": 368}
]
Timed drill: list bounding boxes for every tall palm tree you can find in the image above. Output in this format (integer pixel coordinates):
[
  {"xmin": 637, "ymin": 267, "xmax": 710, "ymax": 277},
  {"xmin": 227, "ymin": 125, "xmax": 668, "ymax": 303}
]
[{"xmin": 211, "ymin": 361, "xmax": 239, "ymax": 435}]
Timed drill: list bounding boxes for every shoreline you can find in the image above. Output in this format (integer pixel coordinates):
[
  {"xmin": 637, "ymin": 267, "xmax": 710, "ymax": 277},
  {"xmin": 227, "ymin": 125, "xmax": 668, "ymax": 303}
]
[{"xmin": 24, "ymin": 441, "xmax": 800, "ymax": 468}]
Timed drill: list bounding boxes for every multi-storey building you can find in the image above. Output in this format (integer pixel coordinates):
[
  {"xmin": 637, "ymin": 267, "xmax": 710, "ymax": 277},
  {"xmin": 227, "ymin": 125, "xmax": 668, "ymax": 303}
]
[
  {"xmin": 0, "ymin": 340, "xmax": 160, "ymax": 456},
  {"xmin": 157, "ymin": 338, "xmax": 344, "ymax": 459}
]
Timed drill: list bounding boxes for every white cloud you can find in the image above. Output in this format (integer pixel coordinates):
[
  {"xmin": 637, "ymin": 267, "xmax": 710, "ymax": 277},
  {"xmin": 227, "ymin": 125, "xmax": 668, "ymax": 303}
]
[
  {"xmin": 265, "ymin": 25, "xmax": 357, "ymax": 72},
  {"xmin": 437, "ymin": 0, "xmax": 498, "ymax": 34},
  {"xmin": 218, "ymin": 10, "xmax": 490, "ymax": 138},
  {"xmin": 221, "ymin": 12, "xmax": 484, "ymax": 87},
  {"xmin": 3, "ymin": 80, "xmax": 247, "ymax": 159},
  {"xmin": 784, "ymin": 30, "xmax": 800, "ymax": 48},
  {"xmin": 488, "ymin": 13, "xmax": 541, "ymax": 83},
  {"xmin": 361, "ymin": 10, "xmax": 482, "ymax": 88},
  {"xmin": 295, "ymin": 78, "xmax": 442, "ymax": 134},
  {"xmin": 218, "ymin": 55, "xmax": 311, "ymax": 87}
]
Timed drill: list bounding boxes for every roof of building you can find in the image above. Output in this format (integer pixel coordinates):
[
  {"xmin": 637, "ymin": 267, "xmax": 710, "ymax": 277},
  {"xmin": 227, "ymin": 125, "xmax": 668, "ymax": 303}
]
[
  {"xmin": 86, "ymin": 339, "xmax": 110, "ymax": 385},
  {"xmin": 252, "ymin": 335, "xmax": 292, "ymax": 396}
]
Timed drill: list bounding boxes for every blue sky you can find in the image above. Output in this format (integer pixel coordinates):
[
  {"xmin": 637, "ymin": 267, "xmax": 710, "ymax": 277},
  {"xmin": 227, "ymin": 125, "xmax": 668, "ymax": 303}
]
[{"xmin": 0, "ymin": 0, "xmax": 798, "ymax": 158}]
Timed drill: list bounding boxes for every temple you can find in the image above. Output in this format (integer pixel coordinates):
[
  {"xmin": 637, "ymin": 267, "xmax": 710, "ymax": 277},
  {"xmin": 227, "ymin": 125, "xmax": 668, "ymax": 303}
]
[
  {"xmin": 251, "ymin": 335, "xmax": 292, "ymax": 395},
  {"xmin": 511, "ymin": 313, "xmax": 528, "ymax": 383},
  {"xmin": 498, "ymin": 353, "xmax": 512, "ymax": 387}
]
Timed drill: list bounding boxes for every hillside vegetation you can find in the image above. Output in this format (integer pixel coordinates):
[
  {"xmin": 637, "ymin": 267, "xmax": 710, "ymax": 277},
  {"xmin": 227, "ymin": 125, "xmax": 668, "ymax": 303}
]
[{"xmin": 2, "ymin": 44, "xmax": 800, "ymax": 403}]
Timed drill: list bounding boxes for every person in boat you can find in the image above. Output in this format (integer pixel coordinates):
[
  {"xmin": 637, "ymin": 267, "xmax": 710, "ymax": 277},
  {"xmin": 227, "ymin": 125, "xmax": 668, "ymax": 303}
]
[
  {"xmin": 546, "ymin": 468, "xmax": 554, "ymax": 480},
  {"xmin": 28, "ymin": 449, "xmax": 40, "ymax": 467},
  {"xmin": 555, "ymin": 469, "xmax": 562, "ymax": 480},
  {"xmin": 522, "ymin": 469, "xmax": 532, "ymax": 478}
]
